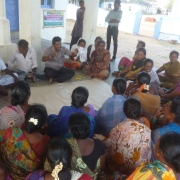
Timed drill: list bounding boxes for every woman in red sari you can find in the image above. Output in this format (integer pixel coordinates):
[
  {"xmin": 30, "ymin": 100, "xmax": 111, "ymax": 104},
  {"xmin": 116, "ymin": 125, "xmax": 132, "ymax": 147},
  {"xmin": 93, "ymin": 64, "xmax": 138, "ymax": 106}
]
[{"xmin": 83, "ymin": 40, "xmax": 110, "ymax": 79}]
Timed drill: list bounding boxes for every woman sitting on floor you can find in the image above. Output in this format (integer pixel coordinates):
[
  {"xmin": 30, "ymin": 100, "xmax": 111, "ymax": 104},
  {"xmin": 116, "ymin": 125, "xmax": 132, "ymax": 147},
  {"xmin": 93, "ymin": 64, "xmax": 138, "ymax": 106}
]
[
  {"xmin": 87, "ymin": 36, "xmax": 102, "ymax": 62},
  {"xmin": 64, "ymin": 39, "xmax": 87, "ymax": 70},
  {"xmin": 25, "ymin": 137, "xmax": 92, "ymax": 180},
  {"xmin": 151, "ymin": 99, "xmax": 180, "ymax": 144},
  {"xmin": 117, "ymin": 48, "xmax": 146, "ymax": 80},
  {"xmin": 83, "ymin": 40, "xmax": 110, "ymax": 80},
  {"xmin": 102, "ymin": 97, "xmax": 151, "ymax": 176},
  {"xmin": 132, "ymin": 71, "xmax": 160, "ymax": 118},
  {"xmin": 157, "ymin": 50, "xmax": 180, "ymax": 89},
  {"xmin": 125, "ymin": 59, "xmax": 160, "ymax": 95},
  {"xmin": 48, "ymin": 86, "xmax": 95, "ymax": 138},
  {"xmin": 0, "ymin": 104, "xmax": 50, "ymax": 180},
  {"xmin": 94, "ymin": 78, "xmax": 127, "ymax": 136},
  {"xmin": 67, "ymin": 112, "xmax": 106, "ymax": 179},
  {"xmin": 158, "ymin": 72, "xmax": 180, "ymax": 101},
  {"xmin": 112, "ymin": 40, "xmax": 146, "ymax": 76},
  {"xmin": 127, "ymin": 132, "xmax": 180, "ymax": 180},
  {"xmin": 0, "ymin": 81, "xmax": 31, "ymax": 130}
]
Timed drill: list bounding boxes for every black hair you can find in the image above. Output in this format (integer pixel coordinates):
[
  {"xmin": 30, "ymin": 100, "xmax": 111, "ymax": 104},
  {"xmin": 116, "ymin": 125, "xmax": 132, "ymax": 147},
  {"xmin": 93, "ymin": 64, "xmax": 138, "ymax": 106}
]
[
  {"xmin": 114, "ymin": 0, "xmax": 121, "ymax": 5},
  {"xmin": 11, "ymin": 81, "xmax": 30, "ymax": 106},
  {"xmin": 79, "ymin": 0, "xmax": 84, "ymax": 4},
  {"xmin": 52, "ymin": 36, "xmax": 61, "ymax": 44},
  {"xmin": 77, "ymin": 39, "xmax": 86, "ymax": 45},
  {"xmin": 68, "ymin": 112, "xmax": 90, "ymax": 139},
  {"xmin": 95, "ymin": 36, "xmax": 102, "ymax": 41},
  {"xmin": 136, "ymin": 47, "xmax": 146, "ymax": 56},
  {"xmin": 71, "ymin": 86, "xmax": 89, "ymax": 108},
  {"xmin": 46, "ymin": 137, "xmax": 72, "ymax": 180},
  {"xmin": 123, "ymin": 97, "xmax": 141, "ymax": 119},
  {"xmin": 170, "ymin": 50, "xmax": 179, "ymax": 58},
  {"xmin": 97, "ymin": 40, "xmax": 105, "ymax": 47},
  {"xmin": 170, "ymin": 99, "xmax": 180, "ymax": 124},
  {"xmin": 25, "ymin": 104, "xmax": 48, "ymax": 134},
  {"xmin": 113, "ymin": 78, "xmax": 126, "ymax": 94},
  {"xmin": 159, "ymin": 132, "xmax": 180, "ymax": 173},
  {"xmin": 136, "ymin": 71, "xmax": 151, "ymax": 93},
  {"xmin": 138, "ymin": 40, "xmax": 146, "ymax": 48},
  {"xmin": 143, "ymin": 58, "xmax": 154, "ymax": 66},
  {"xmin": 18, "ymin": 39, "xmax": 28, "ymax": 49}
]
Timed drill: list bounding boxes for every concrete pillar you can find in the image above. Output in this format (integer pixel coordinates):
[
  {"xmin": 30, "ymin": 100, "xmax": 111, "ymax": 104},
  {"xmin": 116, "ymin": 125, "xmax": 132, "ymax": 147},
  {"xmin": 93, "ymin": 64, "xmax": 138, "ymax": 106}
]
[
  {"xmin": 82, "ymin": 0, "xmax": 99, "ymax": 46},
  {"xmin": 0, "ymin": 0, "xmax": 16, "ymax": 62},
  {"xmin": 171, "ymin": 0, "xmax": 180, "ymax": 17},
  {"xmin": 19, "ymin": 0, "xmax": 41, "ymax": 68}
]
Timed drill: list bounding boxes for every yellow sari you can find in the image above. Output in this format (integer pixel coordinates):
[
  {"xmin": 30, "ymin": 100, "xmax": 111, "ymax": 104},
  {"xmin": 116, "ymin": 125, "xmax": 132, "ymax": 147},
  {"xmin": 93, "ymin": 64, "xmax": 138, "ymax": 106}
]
[{"xmin": 127, "ymin": 160, "xmax": 176, "ymax": 180}]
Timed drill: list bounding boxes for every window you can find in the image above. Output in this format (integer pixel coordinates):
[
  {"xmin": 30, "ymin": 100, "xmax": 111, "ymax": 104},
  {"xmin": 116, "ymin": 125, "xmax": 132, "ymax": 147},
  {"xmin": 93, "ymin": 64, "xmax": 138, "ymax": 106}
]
[{"xmin": 41, "ymin": 0, "xmax": 52, "ymax": 8}]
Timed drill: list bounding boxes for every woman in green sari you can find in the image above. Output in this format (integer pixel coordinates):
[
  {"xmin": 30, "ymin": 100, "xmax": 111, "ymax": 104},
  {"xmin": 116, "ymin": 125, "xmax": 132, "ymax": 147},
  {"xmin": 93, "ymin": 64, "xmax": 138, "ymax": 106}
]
[
  {"xmin": 67, "ymin": 112, "xmax": 106, "ymax": 179},
  {"xmin": 117, "ymin": 48, "xmax": 146, "ymax": 80}
]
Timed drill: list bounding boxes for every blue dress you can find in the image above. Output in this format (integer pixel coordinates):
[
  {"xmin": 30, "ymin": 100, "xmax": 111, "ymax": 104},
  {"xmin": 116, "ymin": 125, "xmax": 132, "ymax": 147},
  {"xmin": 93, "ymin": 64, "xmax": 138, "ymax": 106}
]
[
  {"xmin": 47, "ymin": 106, "xmax": 95, "ymax": 138},
  {"xmin": 152, "ymin": 122, "xmax": 180, "ymax": 144}
]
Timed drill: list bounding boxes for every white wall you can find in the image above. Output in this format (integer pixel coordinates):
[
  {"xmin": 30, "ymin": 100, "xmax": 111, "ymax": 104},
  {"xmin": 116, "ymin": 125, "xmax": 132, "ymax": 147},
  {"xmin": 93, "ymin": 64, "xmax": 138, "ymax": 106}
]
[
  {"xmin": 67, "ymin": 3, "xmax": 136, "ymax": 34},
  {"xmin": 41, "ymin": 0, "xmax": 67, "ymax": 42},
  {"xmin": 158, "ymin": 17, "xmax": 180, "ymax": 43}
]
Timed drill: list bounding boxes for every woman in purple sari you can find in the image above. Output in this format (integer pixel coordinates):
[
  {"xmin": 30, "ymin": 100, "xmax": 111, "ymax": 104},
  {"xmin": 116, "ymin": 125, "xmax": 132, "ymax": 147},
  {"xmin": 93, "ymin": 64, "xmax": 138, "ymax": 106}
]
[{"xmin": 47, "ymin": 86, "xmax": 95, "ymax": 138}]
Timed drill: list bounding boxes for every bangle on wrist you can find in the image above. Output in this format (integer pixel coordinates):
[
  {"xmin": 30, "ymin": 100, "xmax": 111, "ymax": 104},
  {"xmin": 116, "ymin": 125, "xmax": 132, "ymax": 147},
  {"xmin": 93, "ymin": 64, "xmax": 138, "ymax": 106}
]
[{"xmin": 151, "ymin": 117, "xmax": 158, "ymax": 123}]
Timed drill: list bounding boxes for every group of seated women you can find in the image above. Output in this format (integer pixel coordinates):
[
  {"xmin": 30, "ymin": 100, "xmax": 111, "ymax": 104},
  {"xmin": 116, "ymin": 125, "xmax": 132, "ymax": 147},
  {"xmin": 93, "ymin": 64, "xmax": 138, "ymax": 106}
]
[
  {"xmin": 0, "ymin": 40, "xmax": 180, "ymax": 179},
  {"xmin": 64, "ymin": 36, "xmax": 111, "ymax": 80},
  {"xmin": 1, "ymin": 68, "xmax": 180, "ymax": 180}
]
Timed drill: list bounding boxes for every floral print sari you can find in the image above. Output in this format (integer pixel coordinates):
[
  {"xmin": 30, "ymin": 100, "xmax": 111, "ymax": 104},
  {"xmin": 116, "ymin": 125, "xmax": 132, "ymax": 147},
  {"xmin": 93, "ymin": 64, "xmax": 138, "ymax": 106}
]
[
  {"xmin": 0, "ymin": 128, "xmax": 40, "ymax": 180},
  {"xmin": 104, "ymin": 118, "xmax": 151, "ymax": 175},
  {"xmin": 67, "ymin": 138, "xmax": 100, "ymax": 179}
]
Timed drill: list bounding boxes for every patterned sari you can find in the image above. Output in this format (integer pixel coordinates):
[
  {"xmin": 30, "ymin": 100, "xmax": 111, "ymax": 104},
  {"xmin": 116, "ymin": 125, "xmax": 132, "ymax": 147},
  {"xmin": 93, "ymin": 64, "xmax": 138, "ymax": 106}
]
[
  {"xmin": 47, "ymin": 106, "xmax": 95, "ymax": 138},
  {"xmin": 127, "ymin": 160, "xmax": 176, "ymax": 180},
  {"xmin": 0, "ymin": 128, "xmax": 40, "ymax": 180},
  {"xmin": 83, "ymin": 49, "xmax": 110, "ymax": 79},
  {"xmin": 67, "ymin": 138, "xmax": 100, "ymax": 179},
  {"xmin": 0, "ymin": 105, "xmax": 25, "ymax": 130},
  {"xmin": 104, "ymin": 118, "xmax": 151, "ymax": 175}
]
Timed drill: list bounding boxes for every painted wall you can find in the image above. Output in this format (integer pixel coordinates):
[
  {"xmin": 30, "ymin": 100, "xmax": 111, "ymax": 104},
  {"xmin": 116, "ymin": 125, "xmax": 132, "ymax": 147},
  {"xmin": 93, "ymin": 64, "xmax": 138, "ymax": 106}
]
[
  {"xmin": 157, "ymin": 17, "xmax": 180, "ymax": 43},
  {"xmin": 41, "ymin": 0, "xmax": 67, "ymax": 42}
]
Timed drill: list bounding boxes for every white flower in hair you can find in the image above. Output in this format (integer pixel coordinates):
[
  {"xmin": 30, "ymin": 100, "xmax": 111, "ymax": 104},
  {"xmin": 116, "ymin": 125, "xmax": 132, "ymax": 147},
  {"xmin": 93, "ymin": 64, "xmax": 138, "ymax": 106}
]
[
  {"xmin": 29, "ymin": 117, "xmax": 38, "ymax": 125},
  {"xmin": 144, "ymin": 84, "xmax": 149, "ymax": 90},
  {"xmin": 8, "ymin": 120, "xmax": 15, "ymax": 127}
]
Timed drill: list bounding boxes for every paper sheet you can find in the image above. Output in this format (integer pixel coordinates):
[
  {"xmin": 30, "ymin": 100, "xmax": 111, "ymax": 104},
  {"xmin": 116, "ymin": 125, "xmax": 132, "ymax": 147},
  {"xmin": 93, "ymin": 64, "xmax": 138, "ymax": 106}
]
[{"xmin": 29, "ymin": 79, "xmax": 112, "ymax": 114}]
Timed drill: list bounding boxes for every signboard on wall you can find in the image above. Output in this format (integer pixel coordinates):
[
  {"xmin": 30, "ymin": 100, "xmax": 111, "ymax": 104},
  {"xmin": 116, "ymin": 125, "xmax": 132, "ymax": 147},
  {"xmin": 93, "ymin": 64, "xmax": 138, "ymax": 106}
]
[{"xmin": 43, "ymin": 10, "xmax": 64, "ymax": 27}]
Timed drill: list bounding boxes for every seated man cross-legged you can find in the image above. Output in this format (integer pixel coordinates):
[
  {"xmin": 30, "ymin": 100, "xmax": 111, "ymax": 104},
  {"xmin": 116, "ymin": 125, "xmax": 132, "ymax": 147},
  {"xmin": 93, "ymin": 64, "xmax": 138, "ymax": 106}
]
[
  {"xmin": 6, "ymin": 39, "xmax": 38, "ymax": 82},
  {"xmin": 42, "ymin": 36, "xmax": 77, "ymax": 84}
]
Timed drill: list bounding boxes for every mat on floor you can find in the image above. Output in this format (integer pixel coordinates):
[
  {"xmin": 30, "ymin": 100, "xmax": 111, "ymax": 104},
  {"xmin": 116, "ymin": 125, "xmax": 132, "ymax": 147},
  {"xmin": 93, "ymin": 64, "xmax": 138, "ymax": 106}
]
[{"xmin": 29, "ymin": 79, "xmax": 112, "ymax": 114}]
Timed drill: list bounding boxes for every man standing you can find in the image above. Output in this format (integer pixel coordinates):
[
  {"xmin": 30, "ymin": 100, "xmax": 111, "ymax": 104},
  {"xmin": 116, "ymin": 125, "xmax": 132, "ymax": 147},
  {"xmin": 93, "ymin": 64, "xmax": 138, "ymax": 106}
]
[
  {"xmin": 42, "ymin": 36, "xmax": 77, "ymax": 84},
  {"xmin": 70, "ymin": 0, "xmax": 85, "ymax": 49},
  {"xmin": 105, "ymin": 0, "xmax": 122, "ymax": 61},
  {"xmin": 6, "ymin": 39, "xmax": 37, "ymax": 81}
]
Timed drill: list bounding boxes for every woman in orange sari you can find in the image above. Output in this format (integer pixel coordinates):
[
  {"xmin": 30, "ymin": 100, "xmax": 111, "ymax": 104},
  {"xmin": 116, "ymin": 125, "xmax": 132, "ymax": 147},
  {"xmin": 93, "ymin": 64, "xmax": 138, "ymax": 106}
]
[{"xmin": 83, "ymin": 40, "xmax": 110, "ymax": 79}]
